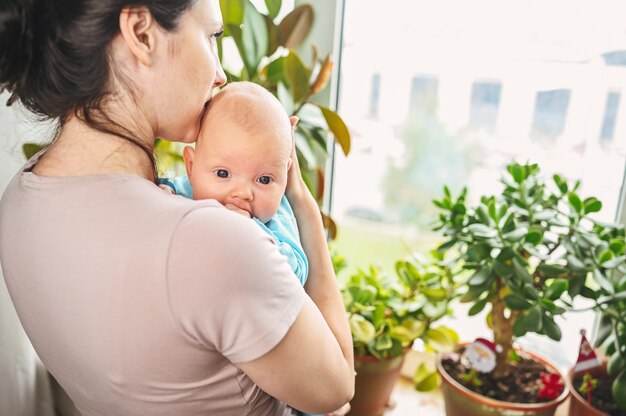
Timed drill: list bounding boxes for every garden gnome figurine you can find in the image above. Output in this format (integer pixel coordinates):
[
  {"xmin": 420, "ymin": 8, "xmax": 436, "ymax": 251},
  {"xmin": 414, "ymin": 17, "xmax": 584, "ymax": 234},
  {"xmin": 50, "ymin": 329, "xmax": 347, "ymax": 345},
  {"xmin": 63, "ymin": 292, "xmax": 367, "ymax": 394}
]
[{"xmin": 574, "ymin": 329, "xmax": 602, "ymax": 372}]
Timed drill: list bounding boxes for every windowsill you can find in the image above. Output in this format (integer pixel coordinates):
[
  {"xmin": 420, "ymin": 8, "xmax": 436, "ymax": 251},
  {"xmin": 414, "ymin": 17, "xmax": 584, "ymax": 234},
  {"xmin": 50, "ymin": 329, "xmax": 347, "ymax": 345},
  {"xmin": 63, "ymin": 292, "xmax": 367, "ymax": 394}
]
[{"xmin": 385, "ymin": 350, "xmax": 570, "ymax": 415}]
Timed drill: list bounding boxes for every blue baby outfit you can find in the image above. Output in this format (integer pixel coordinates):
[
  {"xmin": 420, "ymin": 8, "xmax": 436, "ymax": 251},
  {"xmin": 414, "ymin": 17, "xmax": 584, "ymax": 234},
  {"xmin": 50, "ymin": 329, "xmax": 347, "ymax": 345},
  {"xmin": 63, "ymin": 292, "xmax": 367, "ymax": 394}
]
[{"xmin": 160, "ymin": 176, "xmax": 308, "ymax": 286}]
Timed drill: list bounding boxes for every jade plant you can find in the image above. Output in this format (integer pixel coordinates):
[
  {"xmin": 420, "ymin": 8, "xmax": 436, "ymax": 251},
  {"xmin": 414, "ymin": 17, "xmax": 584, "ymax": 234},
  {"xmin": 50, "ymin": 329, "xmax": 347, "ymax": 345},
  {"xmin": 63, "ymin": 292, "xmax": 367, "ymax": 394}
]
[
  {"xmin": 433, "ymin": 161, "xmax": 626, "ymax": 379},
  {"xmin": 341, "ymin": 252, "xmax": 458, "ymax": 390},
  {"xmin": 590, "ymin": 224, "xmax": 626, "ymax": 410}
]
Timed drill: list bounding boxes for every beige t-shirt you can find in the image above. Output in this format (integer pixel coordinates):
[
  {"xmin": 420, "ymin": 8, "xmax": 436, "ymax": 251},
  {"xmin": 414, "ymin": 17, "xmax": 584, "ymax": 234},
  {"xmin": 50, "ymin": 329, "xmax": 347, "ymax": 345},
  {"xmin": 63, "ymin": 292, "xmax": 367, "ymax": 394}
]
[{"xmin": 0, "ymin": 157, "xmax": 305, "ymax": 416}]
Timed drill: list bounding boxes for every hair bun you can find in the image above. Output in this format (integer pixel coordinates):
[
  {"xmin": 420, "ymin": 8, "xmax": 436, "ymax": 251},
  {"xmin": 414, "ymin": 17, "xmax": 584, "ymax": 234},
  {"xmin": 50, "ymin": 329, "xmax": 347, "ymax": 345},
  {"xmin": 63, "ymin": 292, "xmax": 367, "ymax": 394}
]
[{"xmin": 0, "ymin": 0, "xmax": 35, "ymax": 102}]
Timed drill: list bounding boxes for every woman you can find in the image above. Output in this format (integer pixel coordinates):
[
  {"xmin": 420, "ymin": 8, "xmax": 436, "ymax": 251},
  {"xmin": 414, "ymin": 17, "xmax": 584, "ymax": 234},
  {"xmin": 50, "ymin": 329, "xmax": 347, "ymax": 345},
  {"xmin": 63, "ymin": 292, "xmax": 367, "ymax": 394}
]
[{"xmin": 0, "ymin": 1, "xmax": 354, "ymax": 415}]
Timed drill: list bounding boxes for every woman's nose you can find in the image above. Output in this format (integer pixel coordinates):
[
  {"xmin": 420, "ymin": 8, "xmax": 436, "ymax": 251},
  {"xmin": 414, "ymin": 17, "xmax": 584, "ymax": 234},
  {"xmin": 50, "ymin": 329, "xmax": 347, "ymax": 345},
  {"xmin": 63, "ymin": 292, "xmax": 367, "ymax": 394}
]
[{"xmin": 214, "ymin": 60, "xmax": 227, "ymax": 88}]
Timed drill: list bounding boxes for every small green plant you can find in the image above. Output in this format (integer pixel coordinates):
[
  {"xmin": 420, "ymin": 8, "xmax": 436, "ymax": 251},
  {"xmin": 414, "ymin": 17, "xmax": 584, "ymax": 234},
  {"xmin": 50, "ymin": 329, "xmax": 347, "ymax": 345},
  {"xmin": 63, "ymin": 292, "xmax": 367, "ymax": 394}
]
[
  {"xmin": 459, "ymin": 369, "xmax": 483, "ymax": 388},
  {"xmin": 341, "ymin": 251, "xmax": 458, "ymax": 391},
  {"xmin": 342, "ymin": 254, "xmax": 456, "ymax": 360},
  {"xmin": 579, "ymin": 372, "xmax": 598, "ymax": 403},
  {"xmin": 433, "ymin": 161, "xmax": 626, "ymax": 381}
]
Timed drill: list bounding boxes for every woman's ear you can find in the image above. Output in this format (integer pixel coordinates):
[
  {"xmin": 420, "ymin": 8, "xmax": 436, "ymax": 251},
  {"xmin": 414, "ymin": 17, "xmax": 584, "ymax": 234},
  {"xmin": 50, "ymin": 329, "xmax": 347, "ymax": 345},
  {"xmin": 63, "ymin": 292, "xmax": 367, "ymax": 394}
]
[
  {"xmin": 118, "ymin": 6, "xmax": 157, "ymax": 66},
  {"xmin": 183, "ymin": 146, "xmax": 195, "ymax": 180}
]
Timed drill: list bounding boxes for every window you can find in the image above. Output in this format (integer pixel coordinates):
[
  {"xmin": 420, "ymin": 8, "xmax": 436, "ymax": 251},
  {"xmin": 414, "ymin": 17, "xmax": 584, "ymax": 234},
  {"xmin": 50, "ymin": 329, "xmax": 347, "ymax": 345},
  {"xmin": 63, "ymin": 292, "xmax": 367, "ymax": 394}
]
[
  {"xmin": 531, "ymin": 89, "xmax": 571, "ymax": 140},
  {"xmin": 331, "ymin": 0, "xmax": 626, "ymax": 369},
  {"xmin": 368, "ymin": 73, "xmax": 381, "ymax": 118},
  {"xmin": 600, "ymin": 91, "xmax": 620, "ymax": 143},
  {"xmin": 408, "ymin": 75, "xmax": 439, "ymax": 118},
  {"xmin": 469, "ymin": 81, "xmax": 501, "ymax": 133}
]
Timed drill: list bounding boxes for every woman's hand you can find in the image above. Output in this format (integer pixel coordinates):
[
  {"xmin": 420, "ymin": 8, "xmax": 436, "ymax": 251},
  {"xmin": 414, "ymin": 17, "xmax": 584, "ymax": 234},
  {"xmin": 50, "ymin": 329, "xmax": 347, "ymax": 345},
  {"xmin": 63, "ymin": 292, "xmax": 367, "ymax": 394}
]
[{"xmin": 285, "ymin": 116, "xmax": 310, "ymax": 204}]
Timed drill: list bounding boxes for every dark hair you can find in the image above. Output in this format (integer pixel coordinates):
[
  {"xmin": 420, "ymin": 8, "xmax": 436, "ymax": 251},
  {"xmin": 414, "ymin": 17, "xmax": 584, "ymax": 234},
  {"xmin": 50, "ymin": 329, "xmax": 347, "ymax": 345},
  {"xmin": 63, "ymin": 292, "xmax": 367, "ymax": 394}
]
[{"xmin": 0, "ymin": 0, "xmax": 198, "ymax": 181}]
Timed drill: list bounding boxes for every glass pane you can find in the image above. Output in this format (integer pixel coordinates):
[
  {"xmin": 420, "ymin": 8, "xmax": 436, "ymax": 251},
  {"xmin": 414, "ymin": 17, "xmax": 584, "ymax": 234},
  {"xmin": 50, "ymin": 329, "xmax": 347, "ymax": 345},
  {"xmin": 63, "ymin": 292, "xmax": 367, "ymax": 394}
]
[{"xmin": 331, "ymin": 0, "xmax": 626, "ymax": 368}]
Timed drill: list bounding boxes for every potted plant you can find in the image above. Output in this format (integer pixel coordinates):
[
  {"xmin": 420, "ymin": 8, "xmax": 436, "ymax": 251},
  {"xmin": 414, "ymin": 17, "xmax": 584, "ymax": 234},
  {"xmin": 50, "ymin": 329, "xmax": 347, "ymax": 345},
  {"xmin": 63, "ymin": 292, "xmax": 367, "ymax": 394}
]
[
  {"xmin": 341, "ymin": 252, "xmax": 457, "ymax": 416},
  {"xmin": 566, "ymin": 222, "xmax": 626, "ymax": 415},
  {"xmin": 430, "ymin": 161, "xmax": 615, "ymax": 415}
]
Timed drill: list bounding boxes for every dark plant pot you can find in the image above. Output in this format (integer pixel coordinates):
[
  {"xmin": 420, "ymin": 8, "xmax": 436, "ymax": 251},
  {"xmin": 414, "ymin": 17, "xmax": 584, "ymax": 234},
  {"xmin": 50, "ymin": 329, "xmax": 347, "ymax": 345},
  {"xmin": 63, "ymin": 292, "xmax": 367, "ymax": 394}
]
[
  {"xmin": 567, "ymin": 361, "xmax": 608, "ymax": 416},
  {"xmin": 348, "ymin": 352, "xmax": 407, "ymax": 416},
  {"xmin": 437, "ymin": 346, "xmax": 568, "ymax": 416}
]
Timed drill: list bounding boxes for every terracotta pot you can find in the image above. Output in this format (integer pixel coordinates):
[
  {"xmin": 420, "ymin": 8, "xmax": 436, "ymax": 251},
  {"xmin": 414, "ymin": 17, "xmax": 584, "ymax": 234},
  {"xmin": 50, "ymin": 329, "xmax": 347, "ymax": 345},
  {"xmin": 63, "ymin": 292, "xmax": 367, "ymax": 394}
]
[
  {"xmin": 567, "ymin": 362, "xmax": 608, "ymax": 416},
  {"xmin": 436, "ymin": 346, "xmax": 569, "ymax": 416},
  {"xmin": 348, "ymin": 352, "xmax": 407, "ymax": 416}
]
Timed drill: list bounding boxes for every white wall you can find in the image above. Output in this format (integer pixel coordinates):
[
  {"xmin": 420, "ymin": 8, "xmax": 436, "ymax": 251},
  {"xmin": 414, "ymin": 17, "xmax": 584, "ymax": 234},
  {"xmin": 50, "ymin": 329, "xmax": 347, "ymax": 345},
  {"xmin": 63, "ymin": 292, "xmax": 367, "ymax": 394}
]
[{"xmin": 0, "ymin": 93, "xmax": 55, "ymax": 416}]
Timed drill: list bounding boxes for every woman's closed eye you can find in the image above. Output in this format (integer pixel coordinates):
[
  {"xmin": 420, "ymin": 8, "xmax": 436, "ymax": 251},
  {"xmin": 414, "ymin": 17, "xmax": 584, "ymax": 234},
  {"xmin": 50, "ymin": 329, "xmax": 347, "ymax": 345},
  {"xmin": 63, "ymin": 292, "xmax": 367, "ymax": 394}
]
[
  {"xmin": 257, "ymin": 176, "xmax": 273, "ymax": 185},
  {"xmin": 214, "ymin": 169, "xmax": 230, "ymax": 178}
]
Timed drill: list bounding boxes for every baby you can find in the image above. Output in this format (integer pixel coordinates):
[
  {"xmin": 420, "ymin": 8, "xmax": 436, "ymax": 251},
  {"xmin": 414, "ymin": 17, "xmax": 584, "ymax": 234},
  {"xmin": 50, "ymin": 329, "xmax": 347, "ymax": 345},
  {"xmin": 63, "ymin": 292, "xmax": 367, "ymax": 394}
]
[{"xmin": 161, "ymin": 81, "xmax": 308, "ymax": 285}]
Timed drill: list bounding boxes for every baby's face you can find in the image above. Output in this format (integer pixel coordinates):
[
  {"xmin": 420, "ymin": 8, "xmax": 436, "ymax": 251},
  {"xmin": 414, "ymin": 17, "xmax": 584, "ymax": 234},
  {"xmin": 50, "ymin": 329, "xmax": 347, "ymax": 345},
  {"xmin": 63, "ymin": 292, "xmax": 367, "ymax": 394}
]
[{"xmin": 189, "ymin": 117, "xmax": 291, "ymax": 223}]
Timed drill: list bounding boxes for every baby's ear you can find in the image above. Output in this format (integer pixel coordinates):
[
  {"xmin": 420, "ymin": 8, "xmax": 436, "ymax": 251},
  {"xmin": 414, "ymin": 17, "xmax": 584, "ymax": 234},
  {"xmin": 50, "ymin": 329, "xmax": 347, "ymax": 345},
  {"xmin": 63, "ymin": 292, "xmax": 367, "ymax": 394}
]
[{"xmin": 182, "ymin": 146, "xmax": 195, "ymax": 179}]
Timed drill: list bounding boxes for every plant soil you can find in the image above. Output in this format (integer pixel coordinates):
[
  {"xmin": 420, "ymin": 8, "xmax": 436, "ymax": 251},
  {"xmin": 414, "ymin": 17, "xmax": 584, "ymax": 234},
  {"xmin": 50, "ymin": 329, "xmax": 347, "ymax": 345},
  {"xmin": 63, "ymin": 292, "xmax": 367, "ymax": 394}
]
[
  {"xmin": 441, "ymin": 350, "xmax": 562, "ymax": 404},
  {"xmin": 574, "ymin": 375, "xmax": 626, "ymax": 416}
]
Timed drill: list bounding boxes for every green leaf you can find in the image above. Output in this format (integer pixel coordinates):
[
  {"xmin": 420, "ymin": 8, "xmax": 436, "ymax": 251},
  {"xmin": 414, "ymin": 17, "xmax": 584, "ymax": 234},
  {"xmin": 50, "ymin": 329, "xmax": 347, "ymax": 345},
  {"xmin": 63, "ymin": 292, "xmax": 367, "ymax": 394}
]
[
  {"xmin": 568, "ymin": 192, "xmax": 583, "ymax": 214},
  {"xmin": 466, "ymin": 223, "xmax": 498, "ymax": 238},
  {"xmin": 467, "ymin": 243, "xmax": 492, "ymax": 262},
  {"xmin": 583, "ymin": 197, "xmax": 602, "ymax": 214},
  {"xmin": 220, "ymin": 0, "xmax": 245, "ymax": 35},
  {"xmin": 264, "ymin": 56, "xmax": 287, "ymax": 84},
  {"xmin": 525, "ymin": 306, "xmax": 543, "ymax": 332},
  {"xmin": 264, "ymin": 15, "xmax": 280, "ymax": 56},
  {"xmin": 512, "ymin": 257, "xmax": 533, "ymax": 284},
  {"xmin": 553, "ymin": 174, "xmax": 568, "ymax": 193},
  {"xmin": 349, "ymin": 314, "xmax": 375, "ymax": 344},
  {"xmin": 375, "ymin": 334, "xmax": 393, "ymax": 351},
  {"xmin": 504, "ymin": 294, "xmax": 532, "ymax": 310},
  {"xmin": 494, "ymin": 261, "xmax": 514, "ymax": 278},
  {"xmin": 525, "ymin": 231, "xmax": 542, "ymax": 245},
  {"xmin": 469, "ymin": 297, "xmax": 489, "ymax": 316},
  {"xmin": 496, "ymin": 247, "xmax": 515, "ymax": 262},
  {"xmin": 566, "ymin": 255, "xmax": 586, "ymax": 271},
  {"xmin": 284, "ymin": 52, "xmax": 311, "ymax": 104},
  {"xmin": 536, "ymin": 263, "xmax": 567, "ymax": 278},
  {"xmin": 544, "ymin": 279, "xmax": 568, "ymax": 300},
  {"xmin": 523, "ymin": 285, "xmax": 540, "ymax": 300},
  {"xmin": 423, "ymin": 327, "xmax": 456, "ymax": 352},
  {"xmin": 414, "ymin": 363, "xmax": 441, "ymax": 392},
  {"xmin": 503, "ymin": 227, "xmax": 528, "ymax": 242},
  {"xmin": 240, "ymin": 2, "xmax": 268, "ymax": 76},
  {"xmin": 511, "ymin": 164, "xmax": 524, "ymax": 184},
  {"xmin": 468, "ymin": 266, "xmax": 492, "ymax": 286},
  {"xmin": 593, "ymin": 269, "xmax": 615, "ymax": 294},
  {"xmin": 318, "ymin": 105, "xmax": 351, "ymax": 156},
  {"xmin": 542, "ymin": 315, "xmax": 562, "ymax": 341},
  {"xmin": 22, "ymin": 143, "xmax": 44, "ymax": 160},
  {"xmin": 513, "ymin": 313, "xmax": 528, "ymax": 337},
  {"xmin": 277, "ymin": 4, "xmax": 314, "ymax": 49},
  {"xmin": 265, "ymin": 0, "xmax": 282, "ymax": 19},
  {"xmin": 422, "ymin": 288, "xmax": 447, "ymax": 301}
]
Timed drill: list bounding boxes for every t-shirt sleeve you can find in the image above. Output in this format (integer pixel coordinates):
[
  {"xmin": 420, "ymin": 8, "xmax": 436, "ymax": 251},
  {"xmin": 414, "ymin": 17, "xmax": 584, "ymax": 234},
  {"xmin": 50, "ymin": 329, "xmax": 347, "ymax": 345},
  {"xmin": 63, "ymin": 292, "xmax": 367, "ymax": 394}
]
[{"xmin": 165, "ymin": 205, "xmax": 306, "ymax": 363}]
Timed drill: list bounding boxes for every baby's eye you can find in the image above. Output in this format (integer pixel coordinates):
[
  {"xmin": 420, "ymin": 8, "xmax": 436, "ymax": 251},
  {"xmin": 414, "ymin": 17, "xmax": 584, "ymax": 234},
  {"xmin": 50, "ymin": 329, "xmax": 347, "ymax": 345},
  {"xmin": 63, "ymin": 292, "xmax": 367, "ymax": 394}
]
[
  {"xmin": 215, "ymin": 169, "xmax": 230, "ymax": 178},
  {"xmin": 257, "ymin": 176, "xmax": 273, "ymax": 185}
]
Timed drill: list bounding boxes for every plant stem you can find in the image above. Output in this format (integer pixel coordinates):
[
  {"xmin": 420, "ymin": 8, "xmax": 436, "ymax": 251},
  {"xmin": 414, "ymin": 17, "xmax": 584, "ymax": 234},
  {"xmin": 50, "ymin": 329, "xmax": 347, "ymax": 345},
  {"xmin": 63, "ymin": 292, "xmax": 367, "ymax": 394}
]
[{"xmin": 491, "ymin": 277, "xmax": 514, "ymax": 378}]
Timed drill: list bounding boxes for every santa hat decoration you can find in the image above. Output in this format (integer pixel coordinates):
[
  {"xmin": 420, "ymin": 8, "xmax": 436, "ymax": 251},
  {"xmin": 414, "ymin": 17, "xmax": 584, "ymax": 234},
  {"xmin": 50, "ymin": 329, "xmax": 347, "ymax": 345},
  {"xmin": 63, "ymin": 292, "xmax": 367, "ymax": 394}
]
[
  {"xmin": 463, "ymin": 337, "xmax": 503, "ymax": 373},
  {"xmin": 574, "ymin": 329, "xmax": 602, "ymax": 372}
]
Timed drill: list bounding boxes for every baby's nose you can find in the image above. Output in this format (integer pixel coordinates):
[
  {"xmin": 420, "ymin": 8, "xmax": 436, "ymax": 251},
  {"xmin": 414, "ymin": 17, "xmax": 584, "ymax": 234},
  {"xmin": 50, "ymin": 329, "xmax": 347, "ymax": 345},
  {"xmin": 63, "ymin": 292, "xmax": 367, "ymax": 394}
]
[{"xmin": 231, "ymin": 183, "xmax": 253, "ymax": 200}]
